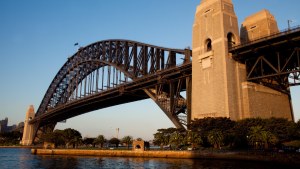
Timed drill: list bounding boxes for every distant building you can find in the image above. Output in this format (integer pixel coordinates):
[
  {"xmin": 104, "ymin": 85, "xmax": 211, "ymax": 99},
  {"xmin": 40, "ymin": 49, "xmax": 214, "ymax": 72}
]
[
  {"xmin": 0, "ymin": 118, "xmax": 8, "ymax": 133},
  {"xmin": 0, "ymin": 117, "xmax": 20, "ymax": 133}
]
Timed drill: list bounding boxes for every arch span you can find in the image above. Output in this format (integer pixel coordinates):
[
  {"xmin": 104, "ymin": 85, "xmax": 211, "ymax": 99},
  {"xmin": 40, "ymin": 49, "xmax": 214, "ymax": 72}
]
[{"xmin": 30, "ymin": 39, "xmax": 192, "ymax": 142}]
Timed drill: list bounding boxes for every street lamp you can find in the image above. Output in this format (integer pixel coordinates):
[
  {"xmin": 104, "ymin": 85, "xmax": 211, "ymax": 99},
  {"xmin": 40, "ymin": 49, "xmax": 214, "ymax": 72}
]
[{"xmin": 288, "ymin": 20, "xmax": 293, "ymax": 30}]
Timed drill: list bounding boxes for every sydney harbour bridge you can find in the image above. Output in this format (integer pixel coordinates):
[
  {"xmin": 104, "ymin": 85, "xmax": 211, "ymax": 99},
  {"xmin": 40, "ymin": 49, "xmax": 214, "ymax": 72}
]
[
  {"xmin": 18, "ymin": 0, "xmax": 300, "ymax": 146},
  {"xmin": 23, "ymin": 25, "xmax": 300, "ymax": 143},
  {"xmin": 29, "ymin": 40, "xmax": 193, "ymax": 141}
]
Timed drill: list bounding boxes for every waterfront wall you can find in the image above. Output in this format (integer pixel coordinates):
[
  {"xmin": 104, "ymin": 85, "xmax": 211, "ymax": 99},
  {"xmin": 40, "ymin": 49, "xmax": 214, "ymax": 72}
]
[
  {"xmin": 31, "ymin": 149, "xmax": 300, "ymax": 165},
  {"xmin": 32, "ymin": 149, "xmax": 205, "ymax": 159}
]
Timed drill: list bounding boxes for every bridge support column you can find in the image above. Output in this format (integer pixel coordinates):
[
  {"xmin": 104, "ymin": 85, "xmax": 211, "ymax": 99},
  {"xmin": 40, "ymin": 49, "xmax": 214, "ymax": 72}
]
[
  {"xmin": 21, "ymin": 105, "xmax": 35, "ymax": 146},
  {"xmin": 186, "ymin": 77, "xmax": 192, "ymax": 128},
  {"xmin": 192, "ymin": 0, "xmax": 242, "ymax": 120}
]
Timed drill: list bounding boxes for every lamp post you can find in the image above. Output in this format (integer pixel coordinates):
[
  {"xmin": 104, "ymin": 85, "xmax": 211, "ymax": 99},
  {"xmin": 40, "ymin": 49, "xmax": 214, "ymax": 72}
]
[
  {"xmin": 288, "ymin": 20, "xmax": 293, "ymax": 30},
  {"xmin": 116, "ymin": 128, "xmax": 119, "ymax": 139}
]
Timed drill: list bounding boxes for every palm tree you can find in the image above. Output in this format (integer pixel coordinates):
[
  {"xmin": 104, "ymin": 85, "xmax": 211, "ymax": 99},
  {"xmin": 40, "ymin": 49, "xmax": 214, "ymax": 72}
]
[
  {"xmin": 207, "ymin": 129, "xmax": 223, "ymax": 149},
  {"xmin": 261, "ymin": 130, "xmax": 278, "ymax": 149},
  {"xmin": 187, "ymin": 131, "xmax": 202, "ymax": 149},
  {"xmin": 122, "ymin": 136, "xmax": 133, "ymax": 149},
  {"xmin": 248, "ymin": 126, "xmax": 264, "ymax": 149},
  {"xmin": 94, "ymin": 135, "xmax": 106, "ymax": 148}
]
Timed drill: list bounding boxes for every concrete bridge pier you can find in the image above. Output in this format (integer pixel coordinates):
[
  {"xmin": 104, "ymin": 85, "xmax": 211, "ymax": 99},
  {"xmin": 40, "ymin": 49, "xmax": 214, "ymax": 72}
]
[{"xmin": 20, "ymin": 105, "xmax": 35, "ymax": 146}]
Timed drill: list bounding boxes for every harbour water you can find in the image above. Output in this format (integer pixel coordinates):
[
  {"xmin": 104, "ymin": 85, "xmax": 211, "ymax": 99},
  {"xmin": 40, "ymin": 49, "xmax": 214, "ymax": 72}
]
[{"xmin": 0, "ymin": 148, "xmax": 298, "ymax": 169}]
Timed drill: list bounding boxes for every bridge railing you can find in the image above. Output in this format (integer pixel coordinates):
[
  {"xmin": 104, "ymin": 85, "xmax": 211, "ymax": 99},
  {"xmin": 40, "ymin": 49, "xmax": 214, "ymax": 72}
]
[{"xmin": 230, "ymin": 25, "xmax": 300, "ymax": 51}]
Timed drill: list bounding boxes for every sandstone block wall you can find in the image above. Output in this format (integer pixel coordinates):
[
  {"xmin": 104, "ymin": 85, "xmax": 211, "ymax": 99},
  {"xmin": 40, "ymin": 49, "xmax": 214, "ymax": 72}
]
[{"xmin": 242, "ymin": 82, "xmax": 293, "ymax": 120}]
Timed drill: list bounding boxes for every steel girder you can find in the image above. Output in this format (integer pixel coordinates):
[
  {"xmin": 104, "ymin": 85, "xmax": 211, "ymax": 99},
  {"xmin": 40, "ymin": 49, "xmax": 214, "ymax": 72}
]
[
  {"xmin": 230, "ymin": 26, "xmax": 300, "ymax": 93},
  {"xmin": 31, "ymin": 40, "xmax": 192, "ymax": 141}
]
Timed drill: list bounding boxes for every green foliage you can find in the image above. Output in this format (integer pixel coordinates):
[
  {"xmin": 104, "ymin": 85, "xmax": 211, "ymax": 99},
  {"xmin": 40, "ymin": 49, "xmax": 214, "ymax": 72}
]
[
  {"xmin": 62, "ymin": 128, "xmax": 82, "ymax": 148},
  {"xmin": 187, "ymin": 131, "xmax": 202, "ymax": 149},
  {"xmin": 0, "ymin": 131, "xmax": 22, "ymax": 146},
  {"xmin": 43, "ymin": 129, "xmax": 65, "ymax": 147},
  {"xmin": 93, "ymin": 135, "xmax": 106, "ymax": 148},
  {"xmin": 153, "ymin": 132, "xmax": 165, "ymax": 149},
  {"xmin": 136, "ymin": 138, "xmax": 143, "ymax": 141},
  {"xmin": 153, "ymin": 127, "xmax": 180, "ymax": 149},
  {"xmin": 83, "ymin": 137, "xmax": 96, "ymax": 147},
  {"xmin": 190, "ymin": 117, "xmax": 235, "ymax": 147},
  {"xmin": 121, "ymin": 136, "xmax": 133, "ymax": 149},
  {"xmin": 207, "ymin": 129, "xmax": 223, "ymax": 149},
  {"xmin": 154, "ymin": 117, "xmax": 299, "ymax": 150},
  {"xmin": 153, "ymin": 128, "xmax": 188, "ymax": 150},
  {"xmin": 248, "ymin": 126, "xmax": 278, "ymax": 149},
  {"xmin": 169, "ymin": 130, "xmax": 185, "ymax": 149},
  {"xmin": 43, "ymin": 128, "xmax": 82, "ymax": 148},
  {"xmin": 264, "ymin": 118, "xmax": 296, "ymax": 142},
  {"xmin": 109, "ymin": 137, "xmax": 120, "ymax": 148}
]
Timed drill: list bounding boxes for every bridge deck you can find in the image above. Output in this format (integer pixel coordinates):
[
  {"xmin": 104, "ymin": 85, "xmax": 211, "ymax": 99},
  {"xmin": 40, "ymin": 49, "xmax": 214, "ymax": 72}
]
[
  {"xmin": 230, "ymin": 25, "xmax": 300, "ymax": 62},
  {"xmin": 229, "ymin": 26, "xmax": 300, "ymax": 92},
  {"xmin": 30, "ymin": 62, "xmax": 191, "ymax": 126}
]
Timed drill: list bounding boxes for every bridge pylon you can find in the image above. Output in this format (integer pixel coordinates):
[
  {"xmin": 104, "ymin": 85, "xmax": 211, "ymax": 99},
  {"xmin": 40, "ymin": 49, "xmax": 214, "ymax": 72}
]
[
  {"xmin": 191, "ymin": 0, "xmax": 293, "ymax": 120},
  {"xmin": 20, "ymin": 105, "xmax": 35, "ymax": 146},
  {"xmin": 192, "ymin": 0, "xmax": 244, "ymax": 120}
]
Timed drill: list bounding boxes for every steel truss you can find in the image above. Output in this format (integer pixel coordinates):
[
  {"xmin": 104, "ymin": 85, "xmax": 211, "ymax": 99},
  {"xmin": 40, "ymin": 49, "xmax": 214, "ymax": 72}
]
[
  {"xmin": 245, "ymin": 48, "xmax": 300, "ymax": 93},
  {"xmin": 30, "ymin": 39, "xmax": 192, "ymax": 142},
  {"xmin": 230, "ymin": 26, "xmax": 300, "ymax": 93}
]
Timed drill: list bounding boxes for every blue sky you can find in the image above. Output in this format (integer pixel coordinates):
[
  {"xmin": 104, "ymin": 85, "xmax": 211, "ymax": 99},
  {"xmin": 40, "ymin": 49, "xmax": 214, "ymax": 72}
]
[{"xmin": 0, "ymin": 0, "xmax": 299, "ymax": 140}]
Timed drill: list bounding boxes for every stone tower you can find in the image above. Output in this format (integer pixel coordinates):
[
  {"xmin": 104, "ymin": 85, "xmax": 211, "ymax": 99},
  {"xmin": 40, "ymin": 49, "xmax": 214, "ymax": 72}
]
[
  {"xmin": 192, "ymin": 0, "xmax": 293, "ymax": 121},
  {"xmin": 240, "ymin": 9, "xmax": 279, "ymax": 43},
  {"xmin": 239, "ymin": 10, "xmax": 293, "ymax": 120},
  {"xmin": 21, "ymin": 105, "xmax": 35, "ymax": 146},
  {"xmin": 192, "ymin": 0, "xmax": 244, "ymax": 120}
]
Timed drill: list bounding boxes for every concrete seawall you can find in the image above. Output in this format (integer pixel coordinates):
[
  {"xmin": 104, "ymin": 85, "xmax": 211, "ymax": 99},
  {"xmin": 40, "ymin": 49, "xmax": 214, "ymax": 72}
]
[
  {"xmin": 31, "ymin": 149, "xmax": 300, "ymax": 165},
  {"xmin": 32, "ymin": 149, "xmax": 210, "ymax": 159}
]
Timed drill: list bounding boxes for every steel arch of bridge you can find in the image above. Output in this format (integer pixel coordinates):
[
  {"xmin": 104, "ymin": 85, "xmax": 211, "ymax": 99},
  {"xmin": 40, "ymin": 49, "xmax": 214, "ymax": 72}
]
[{"xmin": 31, "ymin": 39, "xmax": 192, "ymax": 141}]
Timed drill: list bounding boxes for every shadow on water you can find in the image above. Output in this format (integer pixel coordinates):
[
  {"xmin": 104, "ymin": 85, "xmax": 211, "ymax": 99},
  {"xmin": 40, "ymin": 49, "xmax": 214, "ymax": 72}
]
[{"xmin": 0, "ymin": 148, "xmax": 299, "ymax": 169}]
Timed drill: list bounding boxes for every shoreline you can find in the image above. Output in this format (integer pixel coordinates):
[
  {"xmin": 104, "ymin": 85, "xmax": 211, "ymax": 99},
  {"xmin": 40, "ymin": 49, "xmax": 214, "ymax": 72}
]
[
  {"xmin": 0, "ymin": 145, "xmax": 37, "ymax": 148},
  {"xmin": 31, "ymin": 149, "xmax": 300, "ymax": 165}
]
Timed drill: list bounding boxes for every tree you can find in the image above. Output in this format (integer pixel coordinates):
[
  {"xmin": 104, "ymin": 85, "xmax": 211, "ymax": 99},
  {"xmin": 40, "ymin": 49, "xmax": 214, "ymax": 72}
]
[
  {"xmin": 109, "ymin": 137, "xmax": 120, "ymax": 148},
  {"xmin": 122, "ymin": 136, "xmax": 133, "ymax": 149},
  {"xmin": 62, "ymin": 128, "xmax": 82, "ymax": 148},
  {"xmin": 170, "ymin": 130, "xmax": 184, "ymax": 149},
  {"xmin": 207, "ymin": 129, "xmax": 223, "ymax": 149},
  {"xmin": 153, "ymin": 132, "xmax": 165, "ymax": 150},
  {"xmin": 136, "ymin": 138, "xmax": 143, "ymax": 141},
  {"xmin": 261, "ymin": 130, "xmax": 278, "ymax": 149},
  {"xmin": 153, "ymin": 128, "xmax": 177, "ymax": 150},
  {"xmin": 83, "ymin": 137, "xmax": 96, "ymax": 147},
  {"xmin": 43, "ymin": 129, "xmax": 65, "ymax": 147},
  {"xmin": 0, "ymin": 131, "xmax": 22, "ymax": 146},
  {"xmin": 264, "ymin": 118, "xmax": 296, "ymax": 143},
  {"xmin": 233, "ymin": 118, "xmax": 267, "ymax": 148},
  {"xmin": 187, "ymin": 131, "xmax": 202, "ymax": 149},
  {"xmin": 93, "ymin": 135, "xmax": 106, "ymax": 148},
  {"xmin": 248, "ymin": 126, "xmax": 265, "ymax": 149},
  {"xmin": 189, "ymin": 117, "xmax": 235, "ymax": 147},
  {"xmin": 71, "ymin": 136, "xmax": 82, "ymax": 148}
]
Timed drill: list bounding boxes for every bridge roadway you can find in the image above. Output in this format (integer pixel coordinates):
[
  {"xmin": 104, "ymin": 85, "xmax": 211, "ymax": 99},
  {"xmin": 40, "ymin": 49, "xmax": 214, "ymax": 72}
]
[{"xmin": 30, "ymin": 62, "xmax": 191, "ymax": 127}]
